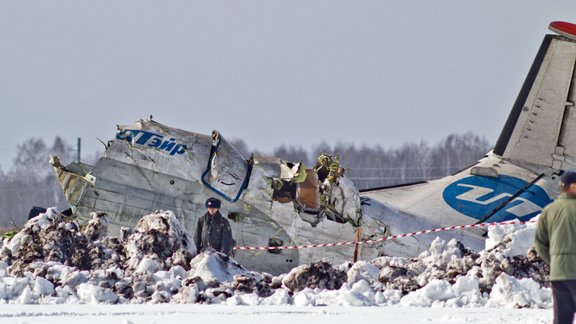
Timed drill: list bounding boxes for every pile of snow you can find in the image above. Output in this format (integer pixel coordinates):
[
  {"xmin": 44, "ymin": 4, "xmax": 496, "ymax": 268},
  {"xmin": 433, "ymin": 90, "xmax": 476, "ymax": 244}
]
[{"xmin": 0, "ymin": 209, "xmax": 552, "ymax": 309}]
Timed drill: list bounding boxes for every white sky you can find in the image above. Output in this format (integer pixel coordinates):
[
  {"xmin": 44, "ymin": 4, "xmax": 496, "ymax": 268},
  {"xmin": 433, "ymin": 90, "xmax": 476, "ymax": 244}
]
[{"xmin": 1, "ymin": 1, "xmax": 576, "ymax": 170}]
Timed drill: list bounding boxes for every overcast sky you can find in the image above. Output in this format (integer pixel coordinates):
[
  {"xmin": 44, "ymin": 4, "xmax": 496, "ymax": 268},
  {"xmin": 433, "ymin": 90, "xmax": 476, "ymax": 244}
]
[{"xmin": 1, "ymin": 1, "xmax": 576, "ymax": 171}]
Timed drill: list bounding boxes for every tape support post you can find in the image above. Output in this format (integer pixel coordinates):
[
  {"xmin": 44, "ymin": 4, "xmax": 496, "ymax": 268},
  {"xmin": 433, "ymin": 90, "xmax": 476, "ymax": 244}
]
[{"xmin": 232, "ymin": 219, "xmax": 536, "ymax": 251}]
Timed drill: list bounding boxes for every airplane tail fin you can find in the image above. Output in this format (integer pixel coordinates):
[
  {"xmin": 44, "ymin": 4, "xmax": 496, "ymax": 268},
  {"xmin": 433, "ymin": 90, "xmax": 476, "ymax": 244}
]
[{"xmin": 494, "ymin": 24, "xmax": 576, "ymax": 172}]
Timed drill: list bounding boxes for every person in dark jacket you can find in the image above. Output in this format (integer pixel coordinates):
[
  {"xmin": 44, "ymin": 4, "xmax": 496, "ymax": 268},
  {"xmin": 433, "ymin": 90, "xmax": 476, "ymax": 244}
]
[
  {"xmin": 193, "ymin": 197, "xmax": 235, "ymax": 256},
  {"xmin": 535, "ymin": 169, "xmax": 576, "ymax": 324}
]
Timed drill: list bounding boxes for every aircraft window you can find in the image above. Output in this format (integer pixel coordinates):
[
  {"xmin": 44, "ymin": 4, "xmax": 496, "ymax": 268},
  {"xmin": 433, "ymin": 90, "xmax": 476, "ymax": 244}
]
[
  {"xmin": 267, "ymin": 238, "xmax": 283, "ymax": 254},
  {"xmin": 227, "ymin": 212, "xmax": 244, "ymax": 222}
]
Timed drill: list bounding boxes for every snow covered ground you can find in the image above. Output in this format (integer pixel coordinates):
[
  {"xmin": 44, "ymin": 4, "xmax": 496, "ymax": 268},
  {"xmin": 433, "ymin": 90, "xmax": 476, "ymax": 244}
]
[
  {"xmin": 0, "ymin": 304, "xmax": 551, "ymax": 324},
  {"xmin": 0, "ymin": 209, "xmax": 556, "ymax": 323}
]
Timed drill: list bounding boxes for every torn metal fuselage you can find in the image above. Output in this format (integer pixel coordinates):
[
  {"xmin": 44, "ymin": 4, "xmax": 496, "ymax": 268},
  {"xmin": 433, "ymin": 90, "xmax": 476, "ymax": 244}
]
[{"xmin": 50, "ymin": 118, "xmax": 376, "ymax": 275}]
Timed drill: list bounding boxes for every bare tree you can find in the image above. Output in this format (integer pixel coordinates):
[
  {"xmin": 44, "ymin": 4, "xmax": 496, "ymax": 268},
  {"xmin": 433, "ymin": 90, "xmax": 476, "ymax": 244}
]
[
  {"xmin": 429, "ymin": 132, "xmax": 490, "ymax": 178},
  {"xmin": 273, "ymin": 144, "xmax": 311, "ymax": 166},
  {"xmin": 0, "ymin": 137, "xmax": 77, "ymax": 228},
  {"xmin": 229, "ymin": 138, "xmax": 251, "ymax": 160},
  {"xmin": 9, "ymin": 138, "xmax": 50, "ymax": 179}
]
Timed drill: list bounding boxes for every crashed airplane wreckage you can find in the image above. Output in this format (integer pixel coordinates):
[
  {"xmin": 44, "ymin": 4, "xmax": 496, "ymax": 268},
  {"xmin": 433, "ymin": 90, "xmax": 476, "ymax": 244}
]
[
  {"xmin": 51, "ymin": 119, "xmax": 368, "ymax": 274},
  {"xmin": 51, "ymin": 21, "xmax": 576, "ymax": 275}
]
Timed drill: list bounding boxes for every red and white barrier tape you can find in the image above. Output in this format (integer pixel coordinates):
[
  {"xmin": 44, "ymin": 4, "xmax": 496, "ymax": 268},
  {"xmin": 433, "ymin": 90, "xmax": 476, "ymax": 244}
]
[{"xmin": 233, "ymin": 219, "xmax": 537, "ymax": 251}]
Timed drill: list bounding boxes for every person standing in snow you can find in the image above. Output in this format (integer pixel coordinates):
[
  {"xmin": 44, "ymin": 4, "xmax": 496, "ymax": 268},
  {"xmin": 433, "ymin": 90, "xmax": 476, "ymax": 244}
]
[
  {"xmin": 535, "ymin": 169, "xmax": 576, "ymax": 324},
  {"xmin": 193, "ymin": 197, "xmax": 235, "ymax": 256}
]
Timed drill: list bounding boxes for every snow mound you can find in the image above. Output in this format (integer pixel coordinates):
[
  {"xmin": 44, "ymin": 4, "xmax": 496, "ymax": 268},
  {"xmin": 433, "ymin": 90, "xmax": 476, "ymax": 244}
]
[
  {"xmin": 124, "ymin": 210, "xmax": 195, "ymax": 275},
  {"xmin": 189, "ymin": 248, "xmax": 261, "ymax": 284},
  {"xmin": 0, "ymin": 209, "xmax": 552, "ymax": 308}
]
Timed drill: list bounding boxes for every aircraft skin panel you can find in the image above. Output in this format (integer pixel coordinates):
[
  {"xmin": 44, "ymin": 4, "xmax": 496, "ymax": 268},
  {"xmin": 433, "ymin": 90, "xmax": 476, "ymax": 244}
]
[
  {"xmin": 111, "ymin": 120, "xmax": 251, "ymax": 202},
  {"xmin": 361, "ymin": 153, "xmax": 556, "ymax": 231},
  {"xmin": 501, "ymin": 36, "xmax": 576, "ymax": 169},
  {"xmin": 410, "ymin": 159, "xmax": 546, "ymax": 223},
  {"xmin": 50, "ymin": 157, "xmax": 93, "ymax": 207},
  {"xmin": 494, "ymin": 35, "xmax": 553, "ymax": 157},
  {"xmin": 231, "ymin": 205, "xmax": 301, "ymax": 274},
  {"xmin": 125, "ymin": 186, "xmax": 156, "ymax": 202},
  {"xmin": 558, "ymin": 80, "xmax": 576, "ymax": 168},
  {"xmin": 266, "ymin": 201, "xmax": 361, "ymax": 265},
  {"xmin": 111, "ymin": 120, "xmax": 213, "ymax": 183},
  {"xmin": 84, "ymin": 173, "xmax": 206, "ymax": 230},
  {"xmin": 95, "ymin": 156, "xmax": 205, "ymax": 198},
  {"xmin": 59, "ymin": 173, "xmax": 89, "ymax": 207},
  {"xmin": 361, "ymin": 177, "xmax": 455, "ymax": 210},
  {"xmin": 360, "ymin": 197, "xmax": 486, "ymax": 257},
  {"xmin": 201, "ymin": 131, "xmax": 251, "ymax": 202}
]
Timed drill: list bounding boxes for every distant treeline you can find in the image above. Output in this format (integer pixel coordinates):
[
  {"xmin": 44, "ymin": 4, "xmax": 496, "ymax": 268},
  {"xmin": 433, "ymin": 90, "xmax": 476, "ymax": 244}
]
[
  {"xmin": 0, "ymin": 132, "xmax": 490, "ymax": 229},
  {"xmin": 233, "ymin": 131, "xmax": 490, "ymax": 190}
]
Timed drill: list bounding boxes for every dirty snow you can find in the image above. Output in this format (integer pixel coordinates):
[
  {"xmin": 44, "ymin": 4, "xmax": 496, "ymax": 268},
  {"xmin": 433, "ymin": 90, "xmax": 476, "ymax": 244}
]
[{"xmin": 0, "ymin": 209, "xmax": 555, "ymax": 323}]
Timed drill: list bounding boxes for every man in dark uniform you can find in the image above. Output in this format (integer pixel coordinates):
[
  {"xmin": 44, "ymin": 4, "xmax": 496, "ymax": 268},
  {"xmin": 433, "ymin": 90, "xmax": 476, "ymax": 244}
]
[{"xmin": 193, "ymin": 197, "xmax": 235, "ymax": 256}]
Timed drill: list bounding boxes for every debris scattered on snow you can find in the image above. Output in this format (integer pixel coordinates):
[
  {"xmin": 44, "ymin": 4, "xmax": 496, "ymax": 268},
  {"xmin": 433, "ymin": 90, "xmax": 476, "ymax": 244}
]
[
  {"xmin": 0, "ymin": 208, "xmax": 552, "ymax": 309},
  {"xmin": 282, "ymin": 260, "xmax": 347, "ymax": 293}
]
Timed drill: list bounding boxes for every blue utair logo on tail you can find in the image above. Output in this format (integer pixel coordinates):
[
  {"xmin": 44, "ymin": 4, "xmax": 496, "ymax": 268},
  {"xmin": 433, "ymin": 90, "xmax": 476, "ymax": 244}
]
[{"xmin": 442, "ymin": 175, "xmax": 552, "ymax": 222}]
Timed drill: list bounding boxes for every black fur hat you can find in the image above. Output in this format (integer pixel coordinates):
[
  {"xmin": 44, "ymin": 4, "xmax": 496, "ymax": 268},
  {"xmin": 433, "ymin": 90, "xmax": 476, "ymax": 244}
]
[
  {"xmin": 560, "ymin": 169, "xmax": 576, "ymax": 186},
  {"xmin": 205, "ymin": 197, "xmax": 221, "ymax": 209}
]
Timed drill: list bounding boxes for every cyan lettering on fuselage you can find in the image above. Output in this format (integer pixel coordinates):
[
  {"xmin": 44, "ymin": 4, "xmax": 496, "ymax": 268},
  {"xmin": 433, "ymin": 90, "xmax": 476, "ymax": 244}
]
[
  {"xmin": 116, "ymin": 129, "xmax": 188, "ymax": 156},
  {"xmin": 442, "ymin": 175, "xmax": 552, "ymax": 222}
]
